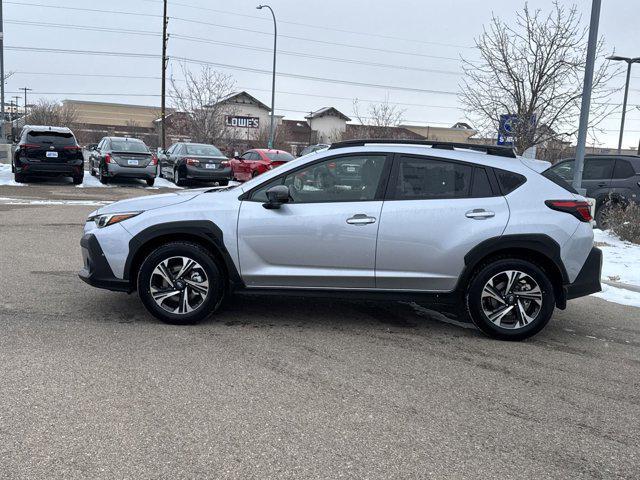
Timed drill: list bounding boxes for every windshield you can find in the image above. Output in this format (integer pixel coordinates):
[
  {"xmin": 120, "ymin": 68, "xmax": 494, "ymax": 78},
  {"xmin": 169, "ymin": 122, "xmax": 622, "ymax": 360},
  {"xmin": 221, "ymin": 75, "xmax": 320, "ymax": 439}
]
[
  {"xmin": 185, "ymin": 144, "xmax": 223, "ymax": 156},
  {"xmin": 27, "ymin": 131, "xmax": 76, "ymax": 147},
  {"xmin": 110, "ymin": 140, "xmax": 149, "ymax": 153},
  {"xmin": 265, "ymin": 151, "xmax": 294, "ymax": 162}
]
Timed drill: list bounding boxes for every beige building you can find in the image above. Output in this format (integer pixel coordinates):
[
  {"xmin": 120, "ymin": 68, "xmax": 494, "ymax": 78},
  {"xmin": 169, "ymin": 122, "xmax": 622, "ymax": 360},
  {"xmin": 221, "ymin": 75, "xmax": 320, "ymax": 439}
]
[
  {"xmin": 305, "ymin": 107, "xmax": 351, "ymax": 143},
  {"xmin": 399, "ymin": 122, "xmax": 477, "ymax": 143}
]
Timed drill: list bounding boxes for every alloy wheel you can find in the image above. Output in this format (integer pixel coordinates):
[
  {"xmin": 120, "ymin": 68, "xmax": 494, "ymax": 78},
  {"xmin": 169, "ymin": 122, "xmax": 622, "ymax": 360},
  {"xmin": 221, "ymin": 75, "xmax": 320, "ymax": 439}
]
[
  {"xmin": 480, "ymin": 270, "xmax": 543, "ymax": 329},
  {"xmin": 149, "ymin": 256, "xmax": 209, "ymax": 314}
]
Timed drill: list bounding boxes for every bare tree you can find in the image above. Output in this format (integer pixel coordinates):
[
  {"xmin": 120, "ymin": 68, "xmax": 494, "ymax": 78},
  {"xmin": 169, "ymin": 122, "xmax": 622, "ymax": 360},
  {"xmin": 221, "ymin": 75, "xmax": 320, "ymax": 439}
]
[
  {"xmin": 352, "ymin": 95, "xmax": 406, "ymax": 138},
  {"xmin": 169, "ymin": 65, "xmax": 237, "ymax": 144},
  {"xmin": 27, "ymin": 99, "xmax": 78, "ymax": 127},
  {"xmin": 460, "ymin": 2, "xmax": 620, "ymax": 155}
]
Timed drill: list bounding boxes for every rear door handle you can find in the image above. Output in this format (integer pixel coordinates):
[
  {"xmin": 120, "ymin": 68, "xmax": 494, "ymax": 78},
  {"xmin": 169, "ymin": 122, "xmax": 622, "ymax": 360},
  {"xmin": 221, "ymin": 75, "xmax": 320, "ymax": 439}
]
[
  {"xmin": 597, "ymin": 183, "xmax": 607, "ymax": 188},
  {"xmin": 465, "ymin": 209, "xmax": 495, "ymax": 219},
  {"xmin": 347, "ymin": 214, "xmax": 376, "ymax": 225}
]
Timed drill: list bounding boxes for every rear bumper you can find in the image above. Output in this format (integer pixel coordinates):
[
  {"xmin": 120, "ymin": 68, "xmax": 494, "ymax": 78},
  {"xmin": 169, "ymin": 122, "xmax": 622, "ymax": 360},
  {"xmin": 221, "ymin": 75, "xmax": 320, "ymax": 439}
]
[
  {"xmin": 565, "ymin": 247, "xmax": 602, "ymax": 300},
  {"xmin": 79, "ymin": 234, "xmax": 131, "ymax": 292},
  {"xmin": 106, "ymin": 163, "xmax": 156, "ymax": 180},
  {"xmin": 17, "ymin": 161, "xmax": 83, "ymax": 177},
  {"xmin": 185, "ymin": 165, "xmax": 232, "ymax": 181}
]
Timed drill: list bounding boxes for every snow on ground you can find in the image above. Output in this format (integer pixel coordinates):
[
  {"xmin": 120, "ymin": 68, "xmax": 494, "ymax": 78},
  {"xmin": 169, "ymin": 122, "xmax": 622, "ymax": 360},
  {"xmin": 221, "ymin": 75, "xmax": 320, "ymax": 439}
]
[
  {"xmin": 593, "ymin": 229, "xmax": 640, "ymax": 287},
  {"xmin": 0, "ymin": 197, "xmax": 110, "ymax": 207},
  {"xmin": 0, "ymin": 163, "xmax": 24, "ymax": 186},
  {"xmin": 592, "ymin": 229, "xmax": 640, "ymax": 308}
]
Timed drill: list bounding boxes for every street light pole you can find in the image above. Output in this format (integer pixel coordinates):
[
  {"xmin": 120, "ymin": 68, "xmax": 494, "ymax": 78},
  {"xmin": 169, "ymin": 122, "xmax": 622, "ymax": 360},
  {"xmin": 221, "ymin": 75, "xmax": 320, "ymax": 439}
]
[
  {"xmin": 572, "ymin": 0, "xmax": 601, "ymax": 194},
  {"xmin": 606, "ymin": 55, "xmax": 640, "ymax": 154},
  {"xmin": 257, "ymin": 4, "xmax": 277, "ymax": 149}
]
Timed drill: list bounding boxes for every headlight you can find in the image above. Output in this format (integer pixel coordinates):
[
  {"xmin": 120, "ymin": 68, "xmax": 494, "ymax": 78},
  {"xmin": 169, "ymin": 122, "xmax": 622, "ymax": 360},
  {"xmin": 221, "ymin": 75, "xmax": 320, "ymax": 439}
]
[{"xmin": 87, "ymin": 212, "xmax": 141, "ymax": 228}]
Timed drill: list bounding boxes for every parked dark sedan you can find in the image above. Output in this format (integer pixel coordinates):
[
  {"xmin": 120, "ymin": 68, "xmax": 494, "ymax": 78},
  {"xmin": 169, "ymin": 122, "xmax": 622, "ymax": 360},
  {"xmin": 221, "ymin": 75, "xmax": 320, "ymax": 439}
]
[
  {"xmin": 12, "ymin": 125, "xmax": 84, "ymax": 184},
  {"xmin": 159, "ymin": 142, "xmax": 231, "ymax": 186}
]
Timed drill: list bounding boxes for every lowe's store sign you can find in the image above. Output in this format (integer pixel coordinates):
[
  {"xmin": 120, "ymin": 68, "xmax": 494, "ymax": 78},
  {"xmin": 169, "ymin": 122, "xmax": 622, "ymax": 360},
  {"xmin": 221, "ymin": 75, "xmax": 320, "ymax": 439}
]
[{"xmin": 226, "ymin": 116, "xmax": 260, "ymax": 129}]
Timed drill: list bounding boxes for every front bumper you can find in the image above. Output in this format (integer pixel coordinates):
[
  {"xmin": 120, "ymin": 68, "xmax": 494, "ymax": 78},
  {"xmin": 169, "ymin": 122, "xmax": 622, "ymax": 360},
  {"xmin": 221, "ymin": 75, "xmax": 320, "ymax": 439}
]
[
  {"xmin": 79, "ymin": 234, "xmax": 131, "ymax": 292},
  {"xmin": 565, "ymin": 246, "xmax": 602, "ymax": 300},
  {"xmin": 185, "ymin": 165, "xmax": 232, "ymax": 181}
]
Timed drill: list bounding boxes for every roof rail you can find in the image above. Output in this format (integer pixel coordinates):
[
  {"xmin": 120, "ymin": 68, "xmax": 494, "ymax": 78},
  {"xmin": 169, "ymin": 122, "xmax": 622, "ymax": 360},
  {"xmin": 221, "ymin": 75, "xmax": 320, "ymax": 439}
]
[{"xmin": 327, "ymin": 139, "xmax": 517, "ymax": 159}]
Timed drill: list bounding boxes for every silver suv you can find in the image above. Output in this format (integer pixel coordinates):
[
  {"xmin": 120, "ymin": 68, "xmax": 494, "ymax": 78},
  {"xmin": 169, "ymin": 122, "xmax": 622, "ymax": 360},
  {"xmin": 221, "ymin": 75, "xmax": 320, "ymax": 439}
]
[{"xmin": 79, "ymin": 140, "xmax": 601, "ymax": 340}]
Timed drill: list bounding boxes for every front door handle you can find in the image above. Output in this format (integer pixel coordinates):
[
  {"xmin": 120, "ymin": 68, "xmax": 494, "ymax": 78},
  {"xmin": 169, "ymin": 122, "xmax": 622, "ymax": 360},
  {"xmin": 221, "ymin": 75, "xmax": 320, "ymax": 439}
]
[
  {"xmin": 465, "ymin": 209, "xmax": 495, "ymax": 219},
  {"xmin": 597, "ymin": 182, "xmax": 607, "ymax": 188},
  {"xmin": 347, "ymin": 214, "xmax": 376, "ymax": 225}
]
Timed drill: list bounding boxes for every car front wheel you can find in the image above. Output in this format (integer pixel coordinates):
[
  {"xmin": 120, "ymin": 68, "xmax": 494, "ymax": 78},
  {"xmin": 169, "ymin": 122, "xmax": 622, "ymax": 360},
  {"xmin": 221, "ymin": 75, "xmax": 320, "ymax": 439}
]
[
  {"xmin": 137, "ymin": 241, "xmax": 225, "ymax": 325},
  {"xmin": 465, "ymin": 258, "xmax": 555, "ymax": 341}
]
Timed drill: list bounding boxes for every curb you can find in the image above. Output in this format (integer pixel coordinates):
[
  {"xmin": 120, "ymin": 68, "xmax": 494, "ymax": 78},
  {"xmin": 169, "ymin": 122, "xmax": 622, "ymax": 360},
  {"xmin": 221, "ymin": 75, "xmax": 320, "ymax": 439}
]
[{"xmin": 602, "ymin": 279, "xmax": 640, "ymax": 293}]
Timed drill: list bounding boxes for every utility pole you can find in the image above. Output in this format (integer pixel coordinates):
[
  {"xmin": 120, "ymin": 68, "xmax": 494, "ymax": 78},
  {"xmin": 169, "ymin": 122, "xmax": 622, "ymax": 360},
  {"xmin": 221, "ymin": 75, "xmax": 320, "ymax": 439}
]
[
  {"xmin": 257, "ymin": 5, "xmax": 277, "ymax": 149},
  {"xmin": 0, "ymin": 0, "xmax": 6, "ymax": 142},
  {"xmin": 572, "ymin": 0, "xmax": 601, "ymax": 194},
  {"xmin": 160, "ymin": 0, "xmax": 168, "ymax": 150},
  {"xmin": 20, "ymin": 87, "xmax": 31, "ymax": 118},
  {"xmin": 606, "ymin": 56, "xmax": 640, "ymax": 154}
]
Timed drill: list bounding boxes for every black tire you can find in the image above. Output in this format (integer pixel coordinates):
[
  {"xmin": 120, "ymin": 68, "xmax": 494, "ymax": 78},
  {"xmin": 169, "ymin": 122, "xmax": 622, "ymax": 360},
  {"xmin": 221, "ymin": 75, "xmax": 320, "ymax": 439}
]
[
  {"xmin": 98, "ymin": 165, "xmax": 109, "ymax": 184},
  {"xmin": 90, "ymin": 166, "xmax": 96, "ymax": 176},
  {"xmin": 137, "ymin": 241, "xmax": 226, "ymax": 325},
  {"xmin": 174, "ymin": 167, "xmax": 187, "ymax": 187},
  {"xmin": 465, "ymin": 257, "xmax": 555, "ymax": 341},
  {"xmin": 72, "ymin": 175, "xmax": 83, "ymax": 185},
  {"xmin": 251, "ymin": 170, "xmax": 259, "ymax": 178},
  {"xmin": 146, "ymin": 178, "xmax": 155, "ymax": 187},
  {"xmin": 14, "ymin": 172, "xmax": 27, "ymax": 183},
  {"xmin": 217, "ymin": 180, "xmax": 229, "ymax": 186}
]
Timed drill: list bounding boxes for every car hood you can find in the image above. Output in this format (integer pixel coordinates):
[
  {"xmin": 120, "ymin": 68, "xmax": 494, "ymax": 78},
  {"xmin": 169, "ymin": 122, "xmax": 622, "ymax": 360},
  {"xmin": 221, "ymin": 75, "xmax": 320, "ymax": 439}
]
[{"xmin": 91, "ymin": 189, "xmax": 205, "ymax": 216}]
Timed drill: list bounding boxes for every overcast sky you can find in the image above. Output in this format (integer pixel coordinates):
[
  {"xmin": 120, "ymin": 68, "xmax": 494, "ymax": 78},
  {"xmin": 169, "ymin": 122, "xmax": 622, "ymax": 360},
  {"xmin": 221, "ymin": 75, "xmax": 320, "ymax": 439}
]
[{"xmin": 4, "ymin": 0, "xmax": 640, "ymax": 148}]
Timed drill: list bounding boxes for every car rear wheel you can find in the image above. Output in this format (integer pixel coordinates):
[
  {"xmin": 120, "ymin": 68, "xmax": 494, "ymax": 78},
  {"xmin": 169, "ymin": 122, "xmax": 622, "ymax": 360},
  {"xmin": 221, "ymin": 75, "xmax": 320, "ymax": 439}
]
[
  {"xmin": 73, "ymin": 175, "xmax": 83, "ymax": 185},
  {"xmin": 98, "ymin": 165, "xmax": 109, "ymax": 184},
  {"xmin": 137, "ymin": 242, "xmax": 225, "ymax": 325},
  {"xmin": 465, "ymin": 258, "xmax": 555, "ymax": 341},
  {"xmin": 146, "ymin": 178, "xmax": 155, "ymax": 187},
  {"xmin": 174, "ymin": 167, "xmax": 187, "ymax": 187}
]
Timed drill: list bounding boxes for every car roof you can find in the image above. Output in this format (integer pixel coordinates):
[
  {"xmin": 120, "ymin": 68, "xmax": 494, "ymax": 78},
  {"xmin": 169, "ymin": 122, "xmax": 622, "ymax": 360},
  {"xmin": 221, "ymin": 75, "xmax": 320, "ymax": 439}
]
[
  {"xmin": 107, "ymin": 136, "xmax": 144, "ymax": 142},
  {"xmin": 23, "ymin": 125, "xmax": 73, "ymax": 133}
]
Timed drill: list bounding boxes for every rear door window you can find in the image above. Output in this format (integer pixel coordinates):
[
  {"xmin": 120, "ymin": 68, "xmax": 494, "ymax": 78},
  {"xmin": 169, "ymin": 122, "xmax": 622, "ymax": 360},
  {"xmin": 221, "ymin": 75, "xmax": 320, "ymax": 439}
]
[
  {"xmin": 393, "ymin": 156, "xmax": 473, "ymax": 199},
  {"xmin": 27, "ymin": 130, "xmax": 76, "ymax": 147},
  {"xmin": 583, "ymin": 158, "xmax": 614, "ymax": 180}
]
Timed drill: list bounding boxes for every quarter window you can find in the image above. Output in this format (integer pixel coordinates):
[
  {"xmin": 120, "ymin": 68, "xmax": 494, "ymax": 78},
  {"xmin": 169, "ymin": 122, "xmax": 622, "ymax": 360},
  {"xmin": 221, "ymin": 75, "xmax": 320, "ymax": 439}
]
[
  {"xmin": 395, "ymin": 156, "xmax": 473, "ymax": 199},
  {"xmin": 613, "ymin": 159, "xmax": 636, "ymax": 179}
]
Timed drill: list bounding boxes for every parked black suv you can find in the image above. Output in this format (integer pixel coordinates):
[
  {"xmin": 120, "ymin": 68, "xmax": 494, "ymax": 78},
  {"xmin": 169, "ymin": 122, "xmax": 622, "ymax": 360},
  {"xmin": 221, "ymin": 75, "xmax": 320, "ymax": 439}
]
[
  {"xmin": 12, "ymin": 125, "xmax": 84, "ymax": 184},
  {"xmin": 545, "ymin": 155, "xmax": 640, "ymax": 228}
]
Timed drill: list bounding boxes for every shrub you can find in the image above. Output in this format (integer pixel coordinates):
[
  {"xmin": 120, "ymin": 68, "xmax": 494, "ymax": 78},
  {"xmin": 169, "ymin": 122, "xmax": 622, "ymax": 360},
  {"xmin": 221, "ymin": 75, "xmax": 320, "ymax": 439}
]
[{"xmin": 607, "ymin": 202, "xmax": 640, "ymax": 244}]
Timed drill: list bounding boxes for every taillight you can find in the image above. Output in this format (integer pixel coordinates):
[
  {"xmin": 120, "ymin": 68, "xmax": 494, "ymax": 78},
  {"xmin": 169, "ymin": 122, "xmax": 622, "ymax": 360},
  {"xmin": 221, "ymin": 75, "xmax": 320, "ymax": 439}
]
[
  {"xmin": 328, "ymin": 162, "xmax": 336, "ymax": 170},
  {"xmin": 151, "ymin": 154, "xmax": 158, "ymax": 165},
  {"xmin": 19, "ymin": 143, "xmax": 40, "ymax": 149},
  {"xmin": 105, "ymin": 153, "xmax": 112, "ymax": 164},
  {"xmin": 186, "ymin": 158, "xmax": 200, "ymax": 166},
  {"xmin": 63, "ymin": 145, "xmax": 81, "ymax": 150},
  {"xmin": 220, "ymin": 160, "xmax": 229, "ymax": 167},
  {"xmin": 545, "ymin": 200, "xmax": 593, "ymax": 222}
]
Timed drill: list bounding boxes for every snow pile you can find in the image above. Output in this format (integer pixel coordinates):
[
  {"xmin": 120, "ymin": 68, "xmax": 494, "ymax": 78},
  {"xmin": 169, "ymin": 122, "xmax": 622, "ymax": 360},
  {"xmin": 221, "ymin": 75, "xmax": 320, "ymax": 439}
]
[
  {"xmin": 0, "ymin": 163, "xmax": 24, "ymax": 186},
  {"xmin": 592, "ymin": 229, "xmax": 640, "ymax": 308}
]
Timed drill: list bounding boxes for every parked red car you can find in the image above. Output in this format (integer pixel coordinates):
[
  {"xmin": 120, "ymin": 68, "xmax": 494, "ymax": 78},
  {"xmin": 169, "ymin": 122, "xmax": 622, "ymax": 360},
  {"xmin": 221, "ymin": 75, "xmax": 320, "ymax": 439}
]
[{"xmin": 230, "ymin": 149, "xmax": 294, "ymax": 181}]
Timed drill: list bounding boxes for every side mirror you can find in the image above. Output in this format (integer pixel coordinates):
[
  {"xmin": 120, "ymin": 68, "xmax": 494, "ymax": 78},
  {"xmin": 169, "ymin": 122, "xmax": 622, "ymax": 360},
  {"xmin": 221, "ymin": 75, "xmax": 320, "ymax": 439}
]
[{"xmin": 263, "ymin": 185, "xmax": 290, "ymax": 210}]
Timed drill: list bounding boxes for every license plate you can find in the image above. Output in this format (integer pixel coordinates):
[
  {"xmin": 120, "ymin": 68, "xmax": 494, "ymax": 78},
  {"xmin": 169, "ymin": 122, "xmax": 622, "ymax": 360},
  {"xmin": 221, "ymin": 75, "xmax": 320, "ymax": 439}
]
[
  {"xmin": 346, "ymin": 166, "xmax": 356, "ymax": 172},
  {"xmin": 205, "ymin": 163, "xmax": 216, "ymax": 169},
  {"xmin": 46, "ymin": 151, "xmax": 58, "ymax": 158},
  {"xmin": 127, "ymin": 159, "xmax": 139, "ymax": 166}
]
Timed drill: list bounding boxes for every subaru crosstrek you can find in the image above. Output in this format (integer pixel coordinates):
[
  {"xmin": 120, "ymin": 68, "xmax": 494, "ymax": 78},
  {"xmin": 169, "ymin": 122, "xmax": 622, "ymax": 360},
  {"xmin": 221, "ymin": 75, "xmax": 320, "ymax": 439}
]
[{"xmin": 79, "ymin": 140, "xmax": 602, "ymax": 340}]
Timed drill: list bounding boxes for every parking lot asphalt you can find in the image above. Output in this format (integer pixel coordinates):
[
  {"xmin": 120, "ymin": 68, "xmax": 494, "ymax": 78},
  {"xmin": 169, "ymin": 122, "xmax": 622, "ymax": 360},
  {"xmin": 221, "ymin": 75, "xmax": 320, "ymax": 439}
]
[{"xmin": 1, "ymin": 183, "xmax": 639, "ymax": 479}]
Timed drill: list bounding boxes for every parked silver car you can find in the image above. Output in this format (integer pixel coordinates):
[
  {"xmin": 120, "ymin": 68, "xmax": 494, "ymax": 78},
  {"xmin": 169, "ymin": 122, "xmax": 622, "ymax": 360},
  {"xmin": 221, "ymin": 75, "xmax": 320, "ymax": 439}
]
[
  {"xmin": 79, "ymin": 140, "xmax": 601, "ymax": 340},
  {"xmin": 88, "ymin": 137, "xmax": 157, "ymax": 186}
]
